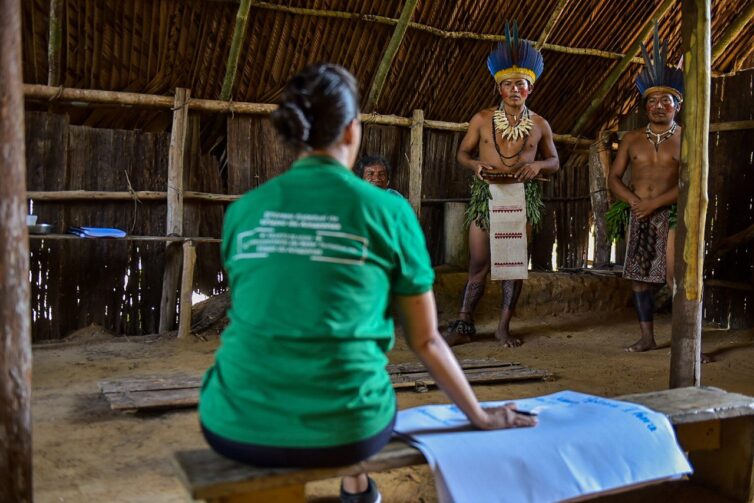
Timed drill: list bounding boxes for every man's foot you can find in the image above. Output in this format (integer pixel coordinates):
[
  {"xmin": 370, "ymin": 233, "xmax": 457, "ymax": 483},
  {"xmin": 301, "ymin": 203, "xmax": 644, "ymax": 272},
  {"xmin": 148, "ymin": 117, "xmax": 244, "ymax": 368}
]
[
  {"xmin": 625, "ymin": 338, "xmax": 657, "ymax": 352},
  {"xmin": 444, "ymin": 320, "xmax": 475, "ymax": 346},
  {"xmin": 340, "ymin": 477, "xmax": 381, "ymax": 503},
  {"xmin": 702, "ymin": 352, "xmax": 714, "ymax": 364},
  {"xmin": 495, "ymin": 328, "xmax": 522, "ymax": 347}
]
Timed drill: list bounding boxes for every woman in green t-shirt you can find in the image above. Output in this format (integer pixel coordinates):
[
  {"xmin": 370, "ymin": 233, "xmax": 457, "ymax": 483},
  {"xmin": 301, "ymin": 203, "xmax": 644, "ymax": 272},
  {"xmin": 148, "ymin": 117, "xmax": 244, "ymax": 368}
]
[{"xmin": 199, "ymin": 64, "xmax": 536, "ymax": 503}]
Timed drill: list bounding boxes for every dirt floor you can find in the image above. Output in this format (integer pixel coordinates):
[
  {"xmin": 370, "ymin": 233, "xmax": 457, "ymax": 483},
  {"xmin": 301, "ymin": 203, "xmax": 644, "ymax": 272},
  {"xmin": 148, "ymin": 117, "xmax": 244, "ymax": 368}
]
[{"xmin": 32, "ymin": 287, "xmax": 754, "ymax": 502}]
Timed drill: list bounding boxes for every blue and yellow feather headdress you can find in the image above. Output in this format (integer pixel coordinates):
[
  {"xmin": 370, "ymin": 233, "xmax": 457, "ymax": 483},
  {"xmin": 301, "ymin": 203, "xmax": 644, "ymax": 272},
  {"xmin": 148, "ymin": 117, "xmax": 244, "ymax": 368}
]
[
  {"xmin": 636, "ymin": 22, "xmax": 684, "ymax": 102},
  {"xmin": 487, "ymin": 21, "xmax": 544, "ymax": 85}
]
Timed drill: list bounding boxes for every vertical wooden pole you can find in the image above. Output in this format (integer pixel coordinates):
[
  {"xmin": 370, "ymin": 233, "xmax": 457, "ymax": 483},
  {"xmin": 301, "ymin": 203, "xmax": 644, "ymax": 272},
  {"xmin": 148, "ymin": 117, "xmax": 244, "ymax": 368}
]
[
  {"xmin": 159, "ymin": 88, "xmax": 190, "ymax": 333},
  {"xmin": 409, "ymin": 109, "xmax": 424, "ymax": 216},
  {"xmin": 588, "ymin": 132, "xmax": 611, "ymax": 268},
  {"xmin": 670, "ymin": 0, "xmax": 711, "ymax": 389},
  {"xmin": 0, "ymin": 0, "xmax": 33, "ymax": 501},
  {"xmin": 177, "ymin": 241, "xmax": 197, "ymax": 339},
  {"xmin": 47, "ymin": 0, "xmax": 63, "ymax": 86}
]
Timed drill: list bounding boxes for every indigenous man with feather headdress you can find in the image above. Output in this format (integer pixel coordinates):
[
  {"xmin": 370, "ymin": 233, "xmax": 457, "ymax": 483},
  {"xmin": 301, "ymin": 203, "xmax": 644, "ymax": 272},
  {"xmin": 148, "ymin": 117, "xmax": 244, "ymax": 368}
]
[
  {"xmin": 445, "ymin": 22, "xmax": 559, "ymax": 348},
  {"xmin": 607, "ymin": 24, "xmax": 711, "ymax": 360}
]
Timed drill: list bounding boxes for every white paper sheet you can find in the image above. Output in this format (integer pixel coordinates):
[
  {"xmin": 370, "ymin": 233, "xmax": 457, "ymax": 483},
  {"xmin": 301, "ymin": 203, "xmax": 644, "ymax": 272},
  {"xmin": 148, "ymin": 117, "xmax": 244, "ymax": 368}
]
[{"xmin": 394, "ymin": 391, "xmax": 692, "ymax": 503}]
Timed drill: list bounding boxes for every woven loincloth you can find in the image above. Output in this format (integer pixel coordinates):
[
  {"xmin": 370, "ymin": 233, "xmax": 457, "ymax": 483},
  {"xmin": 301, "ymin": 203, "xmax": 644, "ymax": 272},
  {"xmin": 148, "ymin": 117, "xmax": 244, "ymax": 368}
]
[
  {"xmin": 465, "ymin": 177, "xmax": 543, "ymax": 231},
  {"xmin": 489, "ymin": 183, "xmax": 528, "ymax": 280},
  {"xmin": 623, "ymin": 207, "xmax": 671, "ymax": 283}
]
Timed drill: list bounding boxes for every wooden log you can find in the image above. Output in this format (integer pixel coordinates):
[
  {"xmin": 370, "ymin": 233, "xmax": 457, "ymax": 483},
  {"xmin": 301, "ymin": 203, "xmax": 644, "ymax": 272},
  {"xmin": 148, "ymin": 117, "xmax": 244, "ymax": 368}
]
[
  {"xmin": 588, "ymin": 133, "xmax": 611, "ymax": 268},
  {"xmin": 570, "ymin": 0, "xmax": 676, "ymax": 136},
  {"xmin": 27, "ymin": 190, "xmax": 241, "ymax": 202},
  {"xmin": 709, "ymin": 119, "xmax": 754, "ymax": 132},
  {"xmin": 408, "ymin": 109, "xmax": 424, "ymax": 215},
  {"xmin": 534, "ymin": 0, "xmax": 570, "ymax": 50},
  {"xmin": 178, "ymin": 242, "xmax": 197, "ymax": 339},
  {"xmin": 711, "ymin": 2, "xmax": 754, "ymax": 64},
  {"xmin": 220, "ymin": 0, "xmax": 252, "ymax": 100},
  {"xmin": 227, "ymin": 0, "xmax": 646, "ymax": 63},
  {"xmin": 365, "ymin": 0, "xmax": 419, "ymax": 111},
  {"xmin": 47, "ymin": 0, "xmax": 63, "ymax": 86},
  {"xmin": 23, "ymin": 84, "xmax": 595, "ymax": 144},
  {"xmin": 159, "ymin": 88, "xmax": 191, "ymax": 333},
  {"xmin": 670, "ymin": 0, "xmax": 711, "ymax": 389},
  {"xmin": 443, "ymin": 202, "xmax": 469, "ymax": 268},
  {"xmin": 0, "ymin": 0, "xmax": 32, "ymax": 500}
]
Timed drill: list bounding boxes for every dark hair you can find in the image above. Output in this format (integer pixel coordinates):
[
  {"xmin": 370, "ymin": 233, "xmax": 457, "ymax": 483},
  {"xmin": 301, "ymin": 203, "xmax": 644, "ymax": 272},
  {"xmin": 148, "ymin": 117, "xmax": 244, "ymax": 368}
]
[
  {"xmin": 355, "ymin": 155, "xmax": 392, "ymax": 179},
  {"xmin": 270, "ymin": 64, "xmax": 359, "ymax": 150}
]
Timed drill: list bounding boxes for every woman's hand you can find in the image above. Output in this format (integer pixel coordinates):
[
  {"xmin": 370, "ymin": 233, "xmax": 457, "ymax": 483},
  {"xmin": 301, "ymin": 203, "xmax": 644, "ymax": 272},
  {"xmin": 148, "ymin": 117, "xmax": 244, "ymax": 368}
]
[{"xmin": 472, "ymin": 404, "xmax": 537, "ymax": 430}]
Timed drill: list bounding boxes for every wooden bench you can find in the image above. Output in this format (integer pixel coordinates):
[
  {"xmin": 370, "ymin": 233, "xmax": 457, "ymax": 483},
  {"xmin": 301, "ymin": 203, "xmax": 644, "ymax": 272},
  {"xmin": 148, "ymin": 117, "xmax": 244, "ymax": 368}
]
[{"xmin": 174, "ymin": 387, "xmax": 754, "ymax": 502}]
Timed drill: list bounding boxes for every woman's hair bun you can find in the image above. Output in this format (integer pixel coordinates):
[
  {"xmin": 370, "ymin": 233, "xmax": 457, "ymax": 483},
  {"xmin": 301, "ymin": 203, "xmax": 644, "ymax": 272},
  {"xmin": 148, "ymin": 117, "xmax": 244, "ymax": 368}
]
[{"xmin": 271, "ymin": 102, "xmax": 311, "ymax": 146}]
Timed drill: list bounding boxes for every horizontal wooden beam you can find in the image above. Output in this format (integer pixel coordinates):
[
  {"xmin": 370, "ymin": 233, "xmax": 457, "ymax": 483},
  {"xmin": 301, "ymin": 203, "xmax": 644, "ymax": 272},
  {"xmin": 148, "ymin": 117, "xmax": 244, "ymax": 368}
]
[
  {"xmin": 28, "ymin": 234, "xmax": 221, "ymax": 243},
  {"xmin": 27, "ymin": 190, "xmax": 240, "ymax": 202},
  {"xmin": 709, "ymin": 119, "xmax": 754, "ymax": 132},
  {"xmin": 23, "ymin": 84, "xmax": 594, "ymax": 143},
  {"xmin": 228, "ymin": 0, "xmax": 645, "ymax": 64}
]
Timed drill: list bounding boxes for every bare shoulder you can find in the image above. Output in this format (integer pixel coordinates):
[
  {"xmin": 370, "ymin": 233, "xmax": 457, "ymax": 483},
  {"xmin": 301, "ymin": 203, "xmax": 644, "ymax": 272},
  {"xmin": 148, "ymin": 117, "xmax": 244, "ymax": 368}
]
[
  {"xmin": 622, "ymin": 128, "xmax": 644, "ymax": 145},
  {"xmin": 468, "ymin": 108, "xmax": 494, "ymax": 130},
  {"xmin": 528, "ymin": 110, "xmax": 553, "ymax": 132}
]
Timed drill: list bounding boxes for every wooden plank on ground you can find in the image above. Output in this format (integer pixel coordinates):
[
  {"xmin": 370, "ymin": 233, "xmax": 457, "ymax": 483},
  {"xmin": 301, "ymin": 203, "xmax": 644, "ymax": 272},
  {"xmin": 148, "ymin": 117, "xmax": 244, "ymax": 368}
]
[{"xmin": 99, "ymin": 359, "xmax": 553, "ymax": 412}]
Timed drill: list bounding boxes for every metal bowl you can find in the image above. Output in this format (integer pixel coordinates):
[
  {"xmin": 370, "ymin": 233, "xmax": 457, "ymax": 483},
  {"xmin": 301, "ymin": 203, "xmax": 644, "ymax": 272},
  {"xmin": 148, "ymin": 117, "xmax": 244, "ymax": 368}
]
[{"xmin": 28, "ymin": 223, "xmax": 55, "ymax": 235}]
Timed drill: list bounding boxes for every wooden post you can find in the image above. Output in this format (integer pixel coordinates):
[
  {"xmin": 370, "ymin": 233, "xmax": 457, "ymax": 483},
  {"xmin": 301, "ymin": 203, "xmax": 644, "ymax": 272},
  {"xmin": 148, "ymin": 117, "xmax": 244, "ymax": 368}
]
[
  {"xmin": 588, "ymin": 132, "xmax": 611, "ymax": 268},
  {"xmin": 408, "ymin": 109, "xmax": 424, "ymax": 216},
  {"xmin": 159, "ymin": 88, "xmax": 191, "ymax": 333},
  {"xmin": 570, "ymin": 0, "xmax": 675, "ymax": 136},
  {"xmin": 670, "ymin": 0, "xmax": 711, "ymax": 389},
  {"xmin": 178, "ymin": 242, "xmax": 197, "ymax": 339},
  {"xmin": 47, "ymin": 0, "xmax": 63, "ymax": 86},
  {"xmin": 219, "ymin": 0, "xmax": 252, "ymax": 101},
  {"xmin": 0, "ymin": 0, "xmax": 33, "ymax": 500},
  {"xmin": 365, "ymin": 0, "xmax": 419, "ymax": 112}
]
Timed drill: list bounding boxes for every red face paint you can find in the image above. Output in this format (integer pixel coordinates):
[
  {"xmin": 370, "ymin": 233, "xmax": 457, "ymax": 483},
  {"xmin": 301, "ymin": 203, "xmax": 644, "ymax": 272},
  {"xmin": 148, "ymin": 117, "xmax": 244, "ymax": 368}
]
[
  {"xmin": 645, "ymin": 92, "xmax": 678, "ymax": 123},
  {"xmin": 499, "ymin": 79, "xmax": 531, "ymax": 105}
]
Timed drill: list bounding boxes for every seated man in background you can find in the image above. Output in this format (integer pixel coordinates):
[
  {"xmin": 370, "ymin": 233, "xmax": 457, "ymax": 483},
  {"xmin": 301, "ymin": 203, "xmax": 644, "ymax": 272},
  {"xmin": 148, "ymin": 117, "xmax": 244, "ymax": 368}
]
[{"xmin": 356, "ymin": 155, "xmax": 403, "ymax": 196}]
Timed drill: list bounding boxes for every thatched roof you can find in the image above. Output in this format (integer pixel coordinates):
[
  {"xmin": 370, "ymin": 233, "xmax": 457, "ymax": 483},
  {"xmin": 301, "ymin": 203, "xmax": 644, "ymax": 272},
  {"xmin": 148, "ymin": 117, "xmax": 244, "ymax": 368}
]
[{"xmin": 21, "ymin": 0, "xmax": 754, "ymax": 136}]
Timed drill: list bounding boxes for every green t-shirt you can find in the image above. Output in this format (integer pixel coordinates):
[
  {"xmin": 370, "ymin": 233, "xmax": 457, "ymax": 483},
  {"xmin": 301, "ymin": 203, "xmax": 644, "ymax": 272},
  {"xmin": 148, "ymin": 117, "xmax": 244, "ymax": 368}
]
[{"xmin": 199, "ymin": 155, "xmax": 434, "ymax": 447}]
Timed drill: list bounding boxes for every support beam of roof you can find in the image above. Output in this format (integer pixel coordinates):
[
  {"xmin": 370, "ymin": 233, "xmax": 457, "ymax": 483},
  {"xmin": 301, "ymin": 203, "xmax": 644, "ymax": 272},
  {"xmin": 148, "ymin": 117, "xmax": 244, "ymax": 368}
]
[
  {"xmin": 47, "ymin": 0, "xmax": 63, "ymax": 86},
  {"xmin": 229, "ymin": 1, "xmax": 645, "ymax": 64},
  {"xmin": 534, "ymin": 0, "xmax": 570, "ymax": 51},
  {"xmin": 670, "ymin": 0, "xmax": 711, "ymax": 389},
  {"xmin": 220, "ymin": 0, "xmax": 252, "ymax": 101},
  {"xmin": 711, "ymin": 1, "xmax": 754, "ymax": 63},
  {"xmin": 569, "ymin": 0, "xmax": 676, "ymax": 136},
  {"xmin": 365, "ymin": 0, "xmax": 419, "ymax": 112},
  {"xmin": 0, "ymin": 0, "xmax": 33, "ymax": 500}
]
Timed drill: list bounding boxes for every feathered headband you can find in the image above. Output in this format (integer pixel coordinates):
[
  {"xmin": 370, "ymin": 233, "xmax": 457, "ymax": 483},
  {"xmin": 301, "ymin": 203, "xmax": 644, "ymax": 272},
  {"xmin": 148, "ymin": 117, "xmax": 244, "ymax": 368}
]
[
  {"xmin": 636, "ymin": 22, "xmax": 684, "ymax": 102},
  {"xmin": 487, "ymin": 21, "xmax": 544, "ymax": 85}
]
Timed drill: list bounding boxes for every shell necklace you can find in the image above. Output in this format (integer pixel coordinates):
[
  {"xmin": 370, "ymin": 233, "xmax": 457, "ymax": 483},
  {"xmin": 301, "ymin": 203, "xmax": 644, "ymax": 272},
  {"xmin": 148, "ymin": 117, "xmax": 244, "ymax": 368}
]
[
  {"xmin": 645, "ymin": 121, "xmax": 678, "ymax": 152},
  {"xmin": 493, "ymin": 104, "xmax": 534, "ymax": 142}
]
